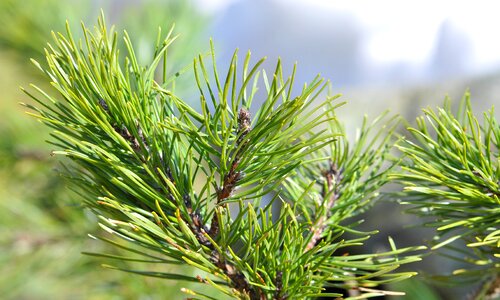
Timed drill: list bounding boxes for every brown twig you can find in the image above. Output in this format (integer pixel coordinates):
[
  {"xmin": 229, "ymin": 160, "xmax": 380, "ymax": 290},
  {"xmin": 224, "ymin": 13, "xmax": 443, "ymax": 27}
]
[
  {"xmin": 484, "ymin": 275, "xmax": 500, "ymax": 300},
  {"xmin": 183, "ymin": 108, "xmax": 260, "ymax": 298},
  {"xmin": 274, "ymin": 270, "xmax": 287, "ymax": 300},
  {"xmin": 469, "ymin": 274, "xmax": 500, "ymax": 300},
  {"xmin": 99, "ymin": 99, "xmax": 261, "ymax": 297},
  {"xmin": 184, "ymin": 194, "xmax": 212, "ymax": 247},
  {"xmin": 210, "ymin": 251, "xmax": 264, "ymax": 300},
  {"xmin": 209, "ymin": 108, "xmax": 251, "ymax": 238},
  {"xmin": 99, "ymin": 98, "xmax": 148, "ymax": 155},
  {"xmin": 305, "ymin": 161, "xmax": 342, "ymax": 252},
  {"xmin": 472, "ymin": 170, "xmax": 500, "ymax": 199}
]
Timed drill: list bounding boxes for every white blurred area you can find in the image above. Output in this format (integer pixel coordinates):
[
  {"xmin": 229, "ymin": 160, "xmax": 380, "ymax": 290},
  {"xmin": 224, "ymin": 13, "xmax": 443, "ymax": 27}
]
[
  {"xmin": 190, "ymin": 0, "xmax": 500, "ymax": 122},
  {"xmin": 194, "ymin": 0, "xmax": 500, "ymax": 89}
]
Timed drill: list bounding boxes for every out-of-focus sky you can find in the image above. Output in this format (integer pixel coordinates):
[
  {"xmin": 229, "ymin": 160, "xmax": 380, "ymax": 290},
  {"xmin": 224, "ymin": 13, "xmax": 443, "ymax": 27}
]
[{"xmin": 194, "ymin": 0, "xmax": 500, "ymax": 87}]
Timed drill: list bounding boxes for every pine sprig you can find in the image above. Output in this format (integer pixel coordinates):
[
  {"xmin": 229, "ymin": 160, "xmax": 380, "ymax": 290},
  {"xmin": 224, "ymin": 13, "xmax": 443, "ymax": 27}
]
[
  {"xmin": 25, "ymin": 14, "xmax": 423, "ymax": 299},
  {"xmin": 394, "ymin": 93, "xmax": 500, "ymax": 285},
  {"xmin": 281, "ymin": 108, "xmax": 425, "ymax": 298}
]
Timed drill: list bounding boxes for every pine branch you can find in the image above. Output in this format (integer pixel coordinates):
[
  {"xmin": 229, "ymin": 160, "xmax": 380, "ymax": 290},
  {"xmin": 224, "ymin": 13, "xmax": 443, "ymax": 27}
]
[
  {"xmin": 393, "ymin": 92, "xmax": 500, "ymax": 288},
  {"xmin": 305, "ymin": 161, "xmax": 342, "ymax": 252},
  {"xmin": 209, "ymin": 108, "xmax": 251, "ymax": 238},
  {"xmin": 25, "ymin": 14, "xmax": 425, "ymax": 299}
]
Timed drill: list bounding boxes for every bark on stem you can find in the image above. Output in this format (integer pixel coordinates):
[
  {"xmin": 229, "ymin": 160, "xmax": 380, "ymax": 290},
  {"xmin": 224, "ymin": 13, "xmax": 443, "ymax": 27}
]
[
  {"xmin": 305, "ymin": 161, "xmax": 342, "ymax": 252},
  {"xmin": 209, "ymin": 108, "xmax": 251, "ymax": 237},
  {"xmin": 205, "ymin": 108, "xmax": 260, "ymax": 298}
]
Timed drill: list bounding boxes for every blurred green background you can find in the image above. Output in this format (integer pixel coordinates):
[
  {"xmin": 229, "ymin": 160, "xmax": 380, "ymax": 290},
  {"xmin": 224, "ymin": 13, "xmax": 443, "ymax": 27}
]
[
  {"xmin": 0, "ymin": 1, "xmax": 212, "ymax": 299},
  {"xmin": 2, "ymin": 0, "xmax": 497, "ymax": 299}
]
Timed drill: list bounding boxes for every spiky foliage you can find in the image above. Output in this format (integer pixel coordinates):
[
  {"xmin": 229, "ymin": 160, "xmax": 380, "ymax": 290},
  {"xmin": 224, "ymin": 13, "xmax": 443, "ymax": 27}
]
[
  {"xmin": 280, "ymin": 110, "xmax": 426, "ymax": 298},
  {"xmin": 394, "ymin": 93, "xmax": 500, "ymax": 294},
  {"xmin": 25, "ymin": 16, "xmax": 423, "ymax": 299},
  {"xmin": 2, "ymin": 2, "xmax": 210, "ymax": 298}
]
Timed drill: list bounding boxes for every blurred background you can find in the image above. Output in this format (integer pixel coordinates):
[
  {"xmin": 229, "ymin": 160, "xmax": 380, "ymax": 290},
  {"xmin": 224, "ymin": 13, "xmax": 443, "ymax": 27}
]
[{"xmin": 1, "ymin": 0, "xmax": 499, "ymax": 299}]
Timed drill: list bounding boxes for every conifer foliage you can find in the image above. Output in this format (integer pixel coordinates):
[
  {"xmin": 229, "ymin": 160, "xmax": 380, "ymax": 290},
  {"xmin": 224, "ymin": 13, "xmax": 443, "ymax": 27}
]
[
  {"xmin": 395, "ymin": 96, "xmax": 500, "ymax": 296},
  {"xmin": 25, "ymin": 15, "xmax": 424, "ymax": 299}
]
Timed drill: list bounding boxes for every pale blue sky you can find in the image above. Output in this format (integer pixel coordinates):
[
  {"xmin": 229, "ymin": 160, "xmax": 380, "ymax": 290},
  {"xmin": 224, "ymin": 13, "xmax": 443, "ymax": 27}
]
[{"xmin": 196, "ymin": 0, "xmax": 500, "ymax": 87}]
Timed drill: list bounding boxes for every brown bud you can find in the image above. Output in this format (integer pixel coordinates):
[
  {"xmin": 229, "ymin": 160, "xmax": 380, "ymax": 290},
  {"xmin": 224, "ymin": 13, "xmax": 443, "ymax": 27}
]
[{"xmin": 238, "ymin": 108, "xmax": 251, "ymax": 136}]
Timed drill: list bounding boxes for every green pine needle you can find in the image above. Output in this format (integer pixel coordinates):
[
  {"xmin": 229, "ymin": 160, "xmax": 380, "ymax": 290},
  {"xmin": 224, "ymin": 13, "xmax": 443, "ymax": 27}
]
[
  {"xmin": 27, "ymin": 13, "xmax": 423, "ymax": 299},
  {"xmin": 394, "ymin": 92, "xmax": 500, "ymax": 283}
]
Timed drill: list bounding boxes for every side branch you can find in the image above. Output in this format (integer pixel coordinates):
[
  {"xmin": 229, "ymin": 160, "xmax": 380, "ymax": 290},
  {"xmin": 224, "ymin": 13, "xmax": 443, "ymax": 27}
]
[
  {"xmin": 183, "ymin": 109, "xmax": 260, "ymax": 298},
  {"xmin": 210, "ymin": 251, "xmax": 264, "ymax": 300},
  {"xmin": 305, "ymin": 161, "xmax": 342, "ymax": 252},
  {"xmin": 99, "ymin": 98, "xmax": 149, "ymax": 157},
  {"xmin": 185, "ymin": 195, "xmax": 261, "ymax": 298},
  {"xmin": 209, "ymin": 108, "xmax": 251, "ymax": 237},
  {"xmin": 274, "ymin": 270, "xmax": 287, "ymax": 300}
]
